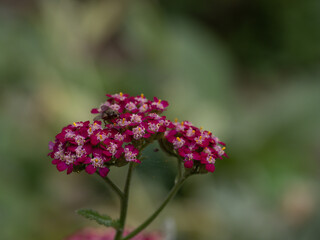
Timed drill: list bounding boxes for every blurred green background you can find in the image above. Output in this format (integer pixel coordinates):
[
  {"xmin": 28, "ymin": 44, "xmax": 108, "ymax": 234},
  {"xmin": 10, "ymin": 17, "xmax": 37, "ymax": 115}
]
[{"xmin": 1, "ymin": 0, "xmax": 320, "ymax": 239}]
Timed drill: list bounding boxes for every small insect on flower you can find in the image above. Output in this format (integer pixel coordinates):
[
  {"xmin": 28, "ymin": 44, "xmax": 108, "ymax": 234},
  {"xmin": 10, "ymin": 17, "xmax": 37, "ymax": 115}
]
[{"xmin": 94, "ymin": 105, "xmax": 120, "ymax": 122}]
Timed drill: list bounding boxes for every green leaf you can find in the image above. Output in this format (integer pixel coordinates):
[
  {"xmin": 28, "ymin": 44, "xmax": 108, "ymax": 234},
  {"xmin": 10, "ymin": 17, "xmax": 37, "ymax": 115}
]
[{"xmin": 76, "ymin": 209, "xmax": 120, "ymax": 229}]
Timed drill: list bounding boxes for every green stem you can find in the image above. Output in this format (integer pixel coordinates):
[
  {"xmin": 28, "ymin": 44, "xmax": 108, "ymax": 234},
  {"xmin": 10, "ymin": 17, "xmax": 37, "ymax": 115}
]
[
  {"xmin": 115, "ymin": 163, "xmax": 134, "ymax": 240},
  {"xmin": 175, "ymin": 158, "xmax": 182, "ymax": 184},
  {"xmin": 101, "ymin": 175, "xmax": 124, "ymax": 199},
  {"xmin": 122, "ymin": 176, "xmax": 188, "ymax": 240}
]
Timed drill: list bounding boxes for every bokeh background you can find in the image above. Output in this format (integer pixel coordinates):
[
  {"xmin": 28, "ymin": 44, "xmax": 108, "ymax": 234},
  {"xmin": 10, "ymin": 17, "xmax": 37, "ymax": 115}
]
[{"xmin": 1, "ymin": 0, "xmax": 320, "ymax": 239}]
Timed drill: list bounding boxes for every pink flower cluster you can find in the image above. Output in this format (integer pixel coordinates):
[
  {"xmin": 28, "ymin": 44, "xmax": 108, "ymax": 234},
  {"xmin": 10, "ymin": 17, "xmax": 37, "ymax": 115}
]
[
  {"xmin": 66, "ymin": 228, "xmax": 162, "ymax": 240},
  {"xmin": 165, "ymin": 120, "xmax": 227, "ymax": 172},
  {"xmin": 91, "ymin": 93, "xmax": 169, "ymax": 116},
  {"xmin": 48, "ymin": 93, "xmax": 227, "ymax": 177}
]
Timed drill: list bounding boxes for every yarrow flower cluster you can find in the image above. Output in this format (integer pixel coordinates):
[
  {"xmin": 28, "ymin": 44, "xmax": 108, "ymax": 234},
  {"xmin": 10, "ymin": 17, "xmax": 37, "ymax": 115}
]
[
  {"xmin": 165, "ymin": 120, "xmax": 227, "ymax": 172},
  {"xmin": 48, "ymin": 93, "xmax": 227, "ymax": 177},
  {"xmin": 48, "ymin": 92, "xmax": 228, "ymax": 240}
]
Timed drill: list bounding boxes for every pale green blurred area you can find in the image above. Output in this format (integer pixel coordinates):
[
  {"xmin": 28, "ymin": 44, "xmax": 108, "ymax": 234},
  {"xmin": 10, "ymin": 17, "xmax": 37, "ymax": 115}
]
[{"xmin": 1, "ymin": 0, "xmax": 320, "ymax": 239}]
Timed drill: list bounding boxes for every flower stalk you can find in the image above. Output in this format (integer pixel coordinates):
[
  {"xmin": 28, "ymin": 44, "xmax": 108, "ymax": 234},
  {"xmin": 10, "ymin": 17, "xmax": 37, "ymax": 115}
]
[
  {"xmin": 100, "ymin": 175, "xmax": 124, "ymax": 199},
  {"xmin": 115, "ymin": 163, "xmax": 134, "ymax": 240},
  {"xmin": 122, "ymin": 175, "xmax": 188, "ymax": 240}
]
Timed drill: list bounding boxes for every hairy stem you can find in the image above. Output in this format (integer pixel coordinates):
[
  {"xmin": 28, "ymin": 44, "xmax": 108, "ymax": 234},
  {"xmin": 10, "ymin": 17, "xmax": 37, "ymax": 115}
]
[
  {"xmin": 175, "ymin": 158, "xmax": 182, "ymax": 184},
  {"xmin": 101, "ymin": 175, "xmax": 124, "ymax": 199},
  {"xmin": 122, "ymin": 176, "xmax": 188, "ymax": 240},
  {"xmin": 114, "ymin": 163, "xmax": 134, "ymax": 240}
]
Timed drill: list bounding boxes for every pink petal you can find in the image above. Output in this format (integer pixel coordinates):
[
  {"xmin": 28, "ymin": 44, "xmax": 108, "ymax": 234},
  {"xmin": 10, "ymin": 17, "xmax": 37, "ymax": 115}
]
[
  {"xmin": 159, "ymin": 126, "xmax": 166, "ymax": 132},
  {"xmin": 90, "ymin": 137, "xmax": 100, "ymax": 146},
  {"xmin": 82, "ymin": 157, "xmax": 91, "ymax": 164},
  {"xmin": 178, "ymin": 148, "xmax": 186, "ymax": 157},
  {"xmin": 83, "ymin": 144, "xmax": 93, "ymax": 154},
  {"xmin": 67, "ymin": 145, "xmax": 77, "ymax": 152},
  {"xmin": 125, "ymin": 130, "xmax": 133, "ymax": 136},
  {"xmin": 67, "ymin": 165, "xmax": 73, "ymax": 174},
  {"xmin": 193, "ymin": 152, "xmax": 201, "ymax": 160},
  {"xmin": 103, "ymin": 139, "xmax": 111, "ymax": 145},
  {"xmin": 85, "ymin": 165, "xmax": 96, "ymax": 174},
  {"xmin": 184, "ymin": 160, "xmax": 193, "ymax": 168},
  {"xmin": 91, "ymin": 108, "xmax": 99, "ymax": 114},
  {"xmin": 205, "ymin": 164, "xmax": 215, "ymax": 173},
  {"xmin": 99, "ymin": 167, "xmax": 110, "ymax": 177},
  {"xmin": 93, "ymin": 148, "xmax": 103, "ymax": 157},
  {"xmin": 102, "ymin": 150, "xmax": 112, "ymax": 157},
  {"xmin": 57, "ymin": 162, "xmax": 68, "ymax": 171},
  {"xmin": 52, "ymin": 159, "xmax": 59, "ymax": 164},
  {"xmin": 115, "ymin": 151, "xmax": 123, "ymax": 159},
  {"xmin": 161, "ymin": 100, "xmax": 169, "ymax": 108}
]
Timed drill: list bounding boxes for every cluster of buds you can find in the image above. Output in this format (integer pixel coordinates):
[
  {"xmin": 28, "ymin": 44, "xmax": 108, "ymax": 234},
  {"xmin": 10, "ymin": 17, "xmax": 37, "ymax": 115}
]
[
  {"xmin": 48, "ymin": 93, "xmax": 227, "ymax": 177},
  {"xmin": 66, "ymin": 228, "xmax": 162, "ymax": 240}
]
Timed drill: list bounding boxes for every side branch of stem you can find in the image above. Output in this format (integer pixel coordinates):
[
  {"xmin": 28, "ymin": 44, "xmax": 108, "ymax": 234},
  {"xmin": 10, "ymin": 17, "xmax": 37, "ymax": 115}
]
[
  {"xmin": 122, "ymin": 176, "xmax": 188, "ymax": 240},
  {"xmin": 114, "ymin": 163, "xmax": 134, "ymax": 240},
  {"xmin": 101, "ymin": 175, "xmax": 124, "ymax": 199}
]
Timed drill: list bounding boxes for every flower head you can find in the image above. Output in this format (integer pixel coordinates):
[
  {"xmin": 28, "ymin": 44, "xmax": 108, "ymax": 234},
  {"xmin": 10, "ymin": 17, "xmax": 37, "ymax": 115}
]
[
  {"xmin": 49, "ymin": 93, "xmax": 227, "ymax": 178},
  {"xmin": 124, "ymin": 144, "xmax": 140, "ymax": 163},
  {"xmin": 164, "ymin": 119, "xmax": 227, "ymax": 173}
]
